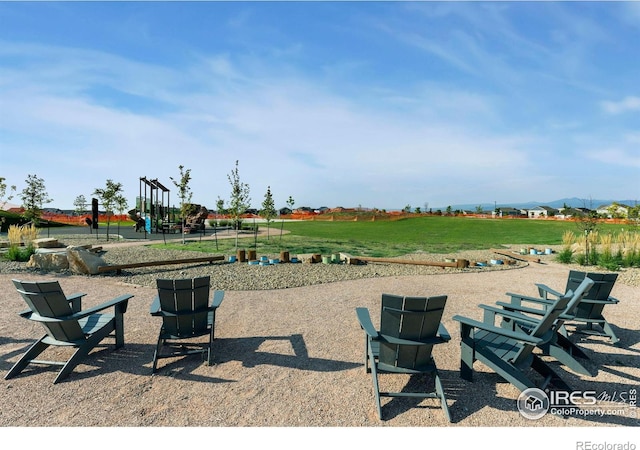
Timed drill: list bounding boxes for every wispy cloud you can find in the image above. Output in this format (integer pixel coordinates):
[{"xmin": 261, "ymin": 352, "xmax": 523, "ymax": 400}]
[{"xmin": 601, "ymin": 96, "xmax": 640, "ymax": 115}]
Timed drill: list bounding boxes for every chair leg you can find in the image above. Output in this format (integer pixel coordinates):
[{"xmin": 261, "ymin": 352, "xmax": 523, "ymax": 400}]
[
  {"xmin": 602, "ymin": 321, "xmax": 620, "ymax": 345},
  {"xmin": 364, "ymin": 337, "xmax": 370, "ymax": 373},
  {"xmin": 531, "ymin": 355, "xmax": 571, "ymax": 392},
  {"xmin": 152, "ymin": 335, "xmax": 163, "ymax": 373},
  {"xmin": 367, "ymin": 346, "xmax": 383, "ymax": 420},
  {"xmin": 207, "ymin": 327, "xmax": 214, "ymax": 366},
  {"xmin": 460, "ymin": 341, "xmax": 474, "ymax": 382},
  {"xmin": 54, "ymin": 345, "xmax": 92, "ymax": 384},
  {"xmin": 114, "ymin": 308, "xmax": 126, "ymax": 349},
  {"xmin": 4, "ymin": 337, "xmax": 49, "ymax": 380},
  {"xmin": 434, "ymin": 371, "xmax": 452, "ymax": 422}
]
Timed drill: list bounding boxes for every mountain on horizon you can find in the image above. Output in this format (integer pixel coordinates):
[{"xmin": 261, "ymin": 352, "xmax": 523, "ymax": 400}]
[{"xmin": 431, "ymin": 197, "xmax": 639, "ymax": 212}]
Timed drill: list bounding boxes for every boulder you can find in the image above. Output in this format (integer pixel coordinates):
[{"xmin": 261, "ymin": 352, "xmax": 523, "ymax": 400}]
[
  {"xmin": 185, "ymin": 205, "xmax": 209, "ymax": 230},
  {"xmin": 27, "ymin": 252, "xmax": 69, "ymax": 271},
  {"xmin": 67, "ymin": 246, "xmax": 107, "ymax": 275},
  {"xmin": 33, "ymin": 238, "xmax": 63, "ymax": 249}
]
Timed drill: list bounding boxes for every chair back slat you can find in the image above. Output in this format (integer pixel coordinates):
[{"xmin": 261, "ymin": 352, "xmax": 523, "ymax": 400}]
[
  {"xmin": 566, "ymin": 270, "xmax": 617, "ymax": 301},
  {"xmin": 566, "ymin": 270, "xmax": 617, "ymax": 320},
  {"xmin": 378, "ymin": 294, "xmax": 447, "ymax": 370},
  {"xmin": 156, "ymin": 276, "xmax": 211, "ymax": 336},
  {"xmin": 12, "ymin": 279, "xmax": 85, "ymax": 341}
]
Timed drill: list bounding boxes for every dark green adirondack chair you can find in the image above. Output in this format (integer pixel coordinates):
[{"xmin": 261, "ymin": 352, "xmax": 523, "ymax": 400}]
[
  {"xmin": 150, "ymin": 276, "xmax": 224, "ymax": 373},
  {"xmin": 356, "ymin": 294, "xmax": 451, "ymax": 421},
  {"xmin": 452, "ymin": 281, "xmax": 587, "ymax": 393},
  {"xmin": 496, "ymin": 277, "xmax": 596, "ymax": 376},
  {"xmin": 551, "ymin": 271, "xmax": 620, "ymax": 344},
  {"xmin": 6, "ymin": 279, "xmax": 132, "ymax": 384}
]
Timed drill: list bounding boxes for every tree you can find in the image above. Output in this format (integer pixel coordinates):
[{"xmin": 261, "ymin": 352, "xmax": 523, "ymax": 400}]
[
  {"xmin": 286, "ymin": 196, "xmax": 295, "ymax": 213},
  {"xmin": 73, "ymin": 194, "xmax": 88, "ymax": 216},
  {"xmin": 93, "ymin": 179, "xmax": 124, "ymax": 241},
  {"xmin": 18, "ymin": 174, "xmax": 53, "ymax": 223},
  {"xmin": 260, "ymin": 186, "xmax": 277, "ymax": 240},
  {"xmin": 170, "ymin": 165, "xmax": 193, "ymax": 244},
  {"xmin": 114, "ymin": 193, "xmax": 129, "ymax": 239},
  {"xmin": 227, "ymin": 160, "xmax": 251, "ymax": 251},
  {"xmin": 575, "ymin": 198, "xmax": 599, "ymax": 265},
  {"xmin": 0, "ymin": 177, "xmax": 16, "ymax": 210},
  {"xmin": 216, "ymin": 197, "xmax": 226, "ymax": 218},
  {"xmin": 281, "ymin": 195, "xmax": 295, "ymax": 242}
]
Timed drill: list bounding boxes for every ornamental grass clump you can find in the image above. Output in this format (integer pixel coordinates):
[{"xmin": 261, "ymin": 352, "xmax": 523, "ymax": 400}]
[
  {"xmin": 556, "ymin": 230, "xmax": 575, "ymax": 264},
  {"xmin": 3, "ymin": 224, "xmax": 37, "ymax": 262},
  {"xmin": 621, "ymin": 231, "xmax": 640, "ymax": 268},
  {"xmin": 598, "ymin": 233, "xmax": 618, "ymax": 271}
]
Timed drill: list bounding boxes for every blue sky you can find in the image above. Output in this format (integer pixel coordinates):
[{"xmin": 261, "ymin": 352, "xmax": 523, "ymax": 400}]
[{"xmin": 1, "ymin": 1, "xmax": 639, "ymax": 212}]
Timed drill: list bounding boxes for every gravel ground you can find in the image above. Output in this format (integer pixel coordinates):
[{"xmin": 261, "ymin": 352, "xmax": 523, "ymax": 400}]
[{"xmin": 1, "ymin": 233, "xmax": 638, "ymax": 439}]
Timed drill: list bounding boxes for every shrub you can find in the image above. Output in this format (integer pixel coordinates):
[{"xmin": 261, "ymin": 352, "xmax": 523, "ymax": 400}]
[
  {"xmin": 555, "ymin": 248, "xmax": 573, "ymax": 264},
  {"xmin": 5, "ymin": 244, "xmax": 34, "ymax": 262},
  {"xmin": 575, "ymin": 253, "xmax": 587, "ymax": 266}
]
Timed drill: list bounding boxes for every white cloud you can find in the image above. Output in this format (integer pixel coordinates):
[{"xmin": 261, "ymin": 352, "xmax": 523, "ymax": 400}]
[{"xmin": 601, "ymin": 96, "xmax": 640, "ymax": 115}]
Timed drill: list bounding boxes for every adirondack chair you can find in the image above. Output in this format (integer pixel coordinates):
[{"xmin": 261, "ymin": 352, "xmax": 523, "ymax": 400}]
[
  {"xmin": 496, "ymin": 277, "xmax": 596, "ymax": 376},
  {"xmin": 547, "ymin": 271, "xmax": 620, "ymax": 344},
  {"xmin": 452, "ymin": 283, "xmax": 583, "ymax": 393},
  {"xmin": 6, "ymin": 279, "xmax": 132, "ymax": 384},
  {"xmin": 355, "ymin": 294, "xmax": 451, "ymax": 421},
  {"xmin": 150, "ymin": 276, "xmax": 224, "ymax": 373}
]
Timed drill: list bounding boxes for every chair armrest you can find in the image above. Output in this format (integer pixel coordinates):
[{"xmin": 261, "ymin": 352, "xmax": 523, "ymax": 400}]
[
  {"xmin": 505, "ymin": 291, "xmax": 556, "ymax": 307},
  {"xmin": 452, "ymin": 314, "xmax": 544, "ymax": 345},
  {"xmin": 580, "ymin": 297, "xmax": 619, "ymax": 305},
  {"xmin": 480, "ymin": 304, "xmax": 542, "ymax": 325},
  {"xmin": 379, "ymin": 333, "xmax": 449, "ymax": 346},
  {"xmin": 69, "ymin": 294, "xmax": 132, "ymax": 319},
  {"xmin": 211, "ymin": 290, "xmax": 224, "ymax": 309},
  {"xmin": 536, "ymin": 284, "xmax": 564, "ymax": 300},
  {"xmin": 495, "ymin": 301, "xmax": 548, "ymax": 319},
  {"xmin": 356, "ymin": 307, "xmax": 379, "ymax": 339},
  {"xmin": 438, "ymin": 323, "xmax": 451, "ymax": 342},
  {"xmin": 66, "ymin": 293, "xmax": 86, "ymax": 313},
  {"xmin": 150, "ymin": 296, "xmax": 161, "ymax": 315},
  {"xmin": 24, "ymin": 295, "xmax": 132, "ymax": 323}
]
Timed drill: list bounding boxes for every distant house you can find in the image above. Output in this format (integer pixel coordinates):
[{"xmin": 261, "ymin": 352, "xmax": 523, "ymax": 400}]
[
  {"xmin": 492, "ymin": 207, "xmax": 524, "ymax": 218},
  {"xmin": 526, "ymin": 206, "xmax": 559, "ymax": 219},
  {"xmin": 596, "ymin": 203, "xmax": 630, "ymax": 218},
  {"xmin": 279, "ymin": 207, "xmax": 292, "ymax": 216}
]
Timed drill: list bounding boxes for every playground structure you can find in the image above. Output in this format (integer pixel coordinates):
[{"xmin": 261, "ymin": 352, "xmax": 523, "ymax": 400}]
[{"xmin": 138, "ymin": 177, "xmax": 172, "ymax": 234}]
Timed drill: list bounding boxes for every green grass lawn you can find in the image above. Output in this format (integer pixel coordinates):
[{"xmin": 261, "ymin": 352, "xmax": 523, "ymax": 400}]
[{"xmin": 154, "ymin": 216, "xmax": 631, "ymax": 258}]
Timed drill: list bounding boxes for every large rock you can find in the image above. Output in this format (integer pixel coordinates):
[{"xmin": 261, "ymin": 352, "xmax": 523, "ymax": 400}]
[
  {"xmin": 66, "ymin": 246, "xmax": 106, "ymax": 275},
  {"xmin": 27, "ymin": 252, "xmax": 69, "ymax": 271},
  {"xmin": 185, "ymin": 205, "xmax": 209, "ymax": 229},
  {"xmin": 33, "ymin": 238, "xmax": 64, "ymax": 249}
]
